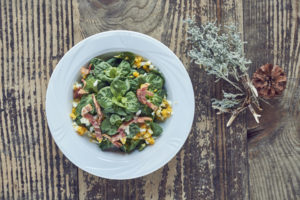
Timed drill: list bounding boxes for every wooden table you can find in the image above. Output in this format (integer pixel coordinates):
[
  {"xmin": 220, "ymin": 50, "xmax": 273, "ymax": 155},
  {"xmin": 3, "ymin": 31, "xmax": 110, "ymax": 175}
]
[{"xmin": 0, "ymin": 0, "xmax": 299, "ymax": 199}]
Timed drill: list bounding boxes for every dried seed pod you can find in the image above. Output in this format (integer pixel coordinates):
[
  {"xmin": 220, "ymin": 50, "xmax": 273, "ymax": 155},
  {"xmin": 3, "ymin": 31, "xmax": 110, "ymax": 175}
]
[{"xmin": 252, "ymin": 64, "xmax": 287, "ymax": 99}]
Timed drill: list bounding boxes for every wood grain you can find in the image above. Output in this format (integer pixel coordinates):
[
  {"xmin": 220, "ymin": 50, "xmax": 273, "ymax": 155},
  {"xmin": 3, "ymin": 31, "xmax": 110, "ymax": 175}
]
[
  {"xmin": 243, "ymin": 0, "xmax": 300, "ymax": 199},
  {"xmin": 0, "ymin": 0, "xmax": 79, "ymax": 199},
  {"xmin": 76, "ymin": 0, "xmax": 249, "ymax": 200},
  {"xmin": 0, "ymin": 0, "xmax": 298, "ymax": 199}
]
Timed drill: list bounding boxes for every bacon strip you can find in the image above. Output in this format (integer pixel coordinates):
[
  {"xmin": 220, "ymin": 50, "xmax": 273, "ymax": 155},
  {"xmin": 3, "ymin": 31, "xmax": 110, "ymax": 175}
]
[
  {"xmin": 73, "ymin": 87, "xmax": 81, "ymax": 99},
  {"xmin": 112, "ymin": 141, "xmax": 122, "ymax": 148},
  {"xmin": 112, "ymin": 132, "xmax": 125, "ymax": 142},
  {"xmin": 81, "ymin": 104, "xmax": 93, "ymax": 116},
  {"xmin": 78, "ymin": 79, "xmax": 88, "ymax": 96},
  {"xmin": 91, "ymin": 94, "xmax": 103, "ymax": 140},
  {"xmin": 102, "ymin": 134, "xmax": 111, "ymax": 140},
  {"xmin": 78, "ymin": 89, "xmax": 88, "ymax": 95},
  {"xmin": 102, "ymin": 133, "xmax": 123, "ymax": 148},
  {"xmin": 88, "ymin": 63, "xmax": 92, "ymax": 71},
  {"xmin": 81, "ymin": 104, "xmax": 102, "ymax": 141},
  {"xmin": 146, "ymin": 102, "xmax": 157, "ymax": 110},
  {"xmin": 117, "ymin": 116, "xmax": 152, "ymax": 135},
  {"xmin": 73, "ymin": 80, "xmax": 88, "ymax": 99},
  {"xmin": 136, "ymin": 83, "xmax": 158, "ymax": 110},
  {"xmin": 80, "ymin": 67, "xmax": 90, "ymax": 76},
  {"xmin": 83, "ymin": 113, "xmax": 102, "ymax": 140},
  {"xmin": 135, "ymin": 116, "xmax": 153, "ymax": 123},
  {"xmin": 92, "ymin": 94, "xmax": 103, "ymax": 122},
  {"xmin": 81, "ymin": 79, "xmax": 87, "ymax": 89}
]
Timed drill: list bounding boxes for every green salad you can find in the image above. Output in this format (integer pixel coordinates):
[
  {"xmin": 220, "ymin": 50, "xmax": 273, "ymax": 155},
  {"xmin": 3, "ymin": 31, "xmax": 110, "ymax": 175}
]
[{"xmin": 70, "ymin": 52, "xmax": 172, "ymax": 153}]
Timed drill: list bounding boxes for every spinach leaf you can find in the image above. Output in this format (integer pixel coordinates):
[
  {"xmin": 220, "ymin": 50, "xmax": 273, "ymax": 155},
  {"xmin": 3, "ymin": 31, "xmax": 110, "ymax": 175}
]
[
  {"xmin": 112, "ymin": 96, "xmax": 127, "ymax": 108},
  {"xmin": 137, "ymin": 68, "xmax": 147, "ymax": 75},
  {"xmin": 124, "ymin": 91, "xmax": 139, "ymax": 113},
  {"xmin": 75, "ymin": 115, "xmax": 82, "ymax": 125},
  {"xmin": 121, "ymin": 139, "xmax": 142, "ymax": 153},
  {"xmin": 106, "ymin": 57, "xmax": 121, "ymax": 67},
  {"xmin": 101, "ymin": 118, "xmax": 118, "ymax": 136},
  {"xmin": 96, "ymin": 73, "xmax": 114, "ymax": 83},
  {"xmin": 110, "ymin": 79, "xmax": 130, "ymax": 97},
  {"xmin": 90, "ymin": 58, "xmax": 103, "ymax": 68},
  {"xmin": 145, "ymin": 73, "xmax": 164, "ymax": 90},
  {"xmin": 150, "ymin": 69, "xmax": 165, "ymax": 83},
  {"xmin": 113, "ymin": 106, "xmax": 127, "ymax": 116},
  {"xmin": 110, "ymin": 91, "xmax": 139, "ymax": 113},
  {"xmin": 128, "ymin": 76, "xmax": 146, "ymax": 91},
  {"xmin": 97, "ymin": 62, "xmax": 131, "ymax": 83},
  {"xmin": 124, "ymin": 114, "xmax": 134, "ymax": 121},
  {"xmin": 138, "ymin": 143, "xmax": 147, "ymax": 151},
  {"xmin": 102, "ymin": 105, "xmax": 127, "ymax": 116},
  {"xmin": 148, "ymin": 93, "xmax": 163, "ymax": 106},
  {"xmin": 118, "ymin": 60, "xmax": 131, "ymax": 76},
  {"xmin": 105, "ymin": 67, "xmax": 118, "ymax": 78},
  {"xmin": 93, "ymin": 60, "xmax": 111, "ymax": 74},
  {"xmin": 155, "ymin": 89, "xmax": 167, "ymax": 98},
  {"xmin": 75, "ymin": 94, "xmax": 94, "ymax": 116},
  {"xmin": 115, "ymin": 52, "xmax": 135, "ymax": 65},
  {"xmin": 150, "ymin": 122, "xmax": 163, "ymax": 137},
  {"xmin": 85, "ymin": 76, "xmax": 99, "ymax": 93},
  {"xmin": 127, "ymin": 123, "xmax": 140, "ymax": 138},
  {"xmin": 99, "ymin": 138, "xmax": 115, "ymax": 151},
  {"xmin": 140, "ymin": 104, "xmax": 153, "ymax": 116},
  {"xmin": 110, "ymin": 114, "xmax": 122, "ymax": 126},
  {"xmin": 97, "ymin": 87, "xmax": 113, "ymax": 109}
]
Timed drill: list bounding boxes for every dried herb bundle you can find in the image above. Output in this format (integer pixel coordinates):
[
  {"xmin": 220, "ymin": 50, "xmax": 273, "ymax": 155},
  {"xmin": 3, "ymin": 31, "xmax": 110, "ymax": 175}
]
[{"xmin": 186, "ymin": 20, "xmax": 261, "ymax": 126}]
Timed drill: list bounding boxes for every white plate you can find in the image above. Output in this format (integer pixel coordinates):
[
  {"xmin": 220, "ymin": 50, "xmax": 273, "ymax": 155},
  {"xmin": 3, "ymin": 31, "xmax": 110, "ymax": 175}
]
[{"xmin": 46, "ymin": 31, "xmax": 195, "ymax": 180}]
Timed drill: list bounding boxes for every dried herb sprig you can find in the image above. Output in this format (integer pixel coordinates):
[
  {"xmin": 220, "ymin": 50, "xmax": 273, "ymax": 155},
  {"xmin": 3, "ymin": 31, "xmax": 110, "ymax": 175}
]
[{"xmin": 186, "ymin": 19, "xmax": 261, "ymax": 126}]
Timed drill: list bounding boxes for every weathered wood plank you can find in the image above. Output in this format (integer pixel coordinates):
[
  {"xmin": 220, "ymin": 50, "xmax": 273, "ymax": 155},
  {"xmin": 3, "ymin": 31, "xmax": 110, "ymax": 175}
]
[
  {"xmin": 0, "ymin": 0, "xmax": 79, "ymax": 199},
  {"xmin": 76, "ymin": 0, "xmax": 249, "ymax": 200},
  {"xmin": 243, "ymin": 0, "xmax": 300, "ymax": 199},
  {"xmin": 215, "ymin": 1, "xmax": 249, "ymax": 199}
]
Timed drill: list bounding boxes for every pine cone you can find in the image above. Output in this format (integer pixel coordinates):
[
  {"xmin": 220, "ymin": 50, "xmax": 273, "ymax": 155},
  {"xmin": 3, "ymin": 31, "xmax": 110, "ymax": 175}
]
[{"xmin": 252, "ymin": 64, "xmax": 287, "ymax": 99}]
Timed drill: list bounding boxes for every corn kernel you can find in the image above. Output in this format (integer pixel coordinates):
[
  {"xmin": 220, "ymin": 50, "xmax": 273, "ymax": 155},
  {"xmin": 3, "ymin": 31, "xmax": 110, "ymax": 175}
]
[
  {"xmin": 134, "ymin": 56, "xmax": 143, "ymax": 68},
  {"xmin": 140, "ymin": 83, "xmax": 149, "ymax": 89},
  {"xmin": 156, "ymin": 116, "xmax": 164, "ymax": 121},
  {"xmin": 133, "ymin": 133, "xmax": 142, "ymax": 140},
  {"xmin": 70, "ymin": 113, "xmax": 76, "ymax": 120},
  {"xmin": 133, "ymin": 136, "xmax": 139, "ymax": 140},
  {"xmin": 163, "ymin": 99, "xmax": 169, "ymax": 106},
  {"xmin": 155, "ymin": 98, "xmax": 173, "ymax": 121},
  {"xmin": 143, "ymin": 65, "xmax": 150, "ymax": 72},
  {"xmin": 77, "ymin": 126, "xmax": 87, "ymax": 136},
  {"xmin": 135, "ymin": 56, "xmax": 142, "ymax": 62},
  {"xmin": 133, "ymin": 71, "xmax": 139, "ymax": 77},
  {"xmin": 144, "ymin": 133, "xmax": 151, "ymax": 139},
  {"xmin": 140, "ymin": 124, "xmax": 147, "ymax": 129},
  {"xmin": 161, "ymin": 109, "xmax": 168, "ymax": 116},
  {"xmin": 97, "ymin": 137, "xmax": 103, "ymax": 143},
  {"xmin": 120, "ymin": 137, "xmax": 127, "ymax": 144},
  {"xmin": 146, "ymin": 137, "xmax": 155, "ymax": 145}
]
